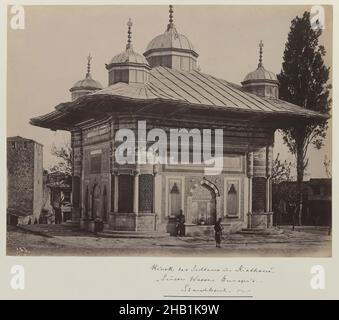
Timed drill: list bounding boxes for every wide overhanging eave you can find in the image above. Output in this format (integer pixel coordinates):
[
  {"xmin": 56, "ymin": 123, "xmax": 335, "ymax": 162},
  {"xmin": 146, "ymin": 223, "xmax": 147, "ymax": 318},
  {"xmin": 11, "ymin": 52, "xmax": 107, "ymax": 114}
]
[{"xmin": 30, "ymin": 94, "xmax": 329, "ymax": 131}]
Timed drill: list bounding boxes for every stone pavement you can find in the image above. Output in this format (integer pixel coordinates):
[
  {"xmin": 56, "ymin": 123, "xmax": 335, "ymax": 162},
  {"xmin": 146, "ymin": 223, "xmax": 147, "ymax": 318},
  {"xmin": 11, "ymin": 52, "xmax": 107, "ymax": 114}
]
[{"xmin": 6, "ymin": 224, "xmax": 331, "ymax": 257}]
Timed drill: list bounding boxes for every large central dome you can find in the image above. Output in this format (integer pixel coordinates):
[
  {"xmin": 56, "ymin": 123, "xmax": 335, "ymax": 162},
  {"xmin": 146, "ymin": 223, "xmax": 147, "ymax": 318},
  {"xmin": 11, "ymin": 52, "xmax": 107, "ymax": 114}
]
[{"xmin": 143, "ymin": 5, "xmax": 198, "ymax": 72}]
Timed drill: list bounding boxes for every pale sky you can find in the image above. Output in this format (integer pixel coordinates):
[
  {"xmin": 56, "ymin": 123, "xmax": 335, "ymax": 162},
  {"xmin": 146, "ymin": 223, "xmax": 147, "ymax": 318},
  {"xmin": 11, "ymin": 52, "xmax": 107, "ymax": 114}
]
[{"xmin": 7, "ymin": 5, "xmax": 332, "ymax": 178}]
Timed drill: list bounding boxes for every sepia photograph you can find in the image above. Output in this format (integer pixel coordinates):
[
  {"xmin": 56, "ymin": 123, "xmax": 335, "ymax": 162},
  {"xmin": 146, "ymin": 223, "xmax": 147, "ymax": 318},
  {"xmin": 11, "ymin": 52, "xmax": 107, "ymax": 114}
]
[{"xmin": 6, "ymin": 4, "xmax": 332, "ymax": 258}]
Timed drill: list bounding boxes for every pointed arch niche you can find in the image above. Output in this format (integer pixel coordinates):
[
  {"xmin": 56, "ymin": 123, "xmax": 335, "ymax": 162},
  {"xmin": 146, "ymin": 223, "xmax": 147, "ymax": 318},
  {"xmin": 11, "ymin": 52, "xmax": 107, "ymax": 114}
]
[
  {"xmin": 224, "ymin": 177, "xmax": 242, "ymax": 218},
  {"xmin": 165, "ymin": 176, "xmax": 185, "ymax": 217},
  {"xmin": 187, "ymin": 179, "xmax": 221, "ymax": 225}
]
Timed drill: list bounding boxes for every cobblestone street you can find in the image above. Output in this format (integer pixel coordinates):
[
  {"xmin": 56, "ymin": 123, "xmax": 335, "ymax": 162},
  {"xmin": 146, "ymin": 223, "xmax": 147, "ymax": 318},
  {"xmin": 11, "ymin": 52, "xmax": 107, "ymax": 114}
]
[{"xmin": 6, "ymin": 224, "xmax": 331, "ymax": 257}]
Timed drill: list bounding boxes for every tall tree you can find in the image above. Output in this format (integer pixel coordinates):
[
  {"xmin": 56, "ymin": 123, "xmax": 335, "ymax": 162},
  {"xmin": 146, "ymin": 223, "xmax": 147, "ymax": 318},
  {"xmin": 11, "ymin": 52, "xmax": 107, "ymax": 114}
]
[{"xmin": 277, "ymin": 11, "xmax": 331, "ymax": 225}]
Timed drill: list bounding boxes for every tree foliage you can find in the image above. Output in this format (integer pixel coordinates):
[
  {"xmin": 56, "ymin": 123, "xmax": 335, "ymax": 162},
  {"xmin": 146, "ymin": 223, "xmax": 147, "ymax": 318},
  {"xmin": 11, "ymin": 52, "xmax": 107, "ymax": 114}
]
[
  {"xmin": 323, "ymin": 155, "xmax": 331, "ymax": 178},
  {"xmin": 278, "ymin": 12, "xmax": 331, "ymax": 159},
  {"xmin": 271, "ymin": 153, "xmax": 293, "ymax": 184},
  {"xmin": 277, "ymin": 11, "xmax": 331, "ymax": 224},
  {"xmin": 49, "ymin": 142, "xmax": 72, "ymax": 176}
]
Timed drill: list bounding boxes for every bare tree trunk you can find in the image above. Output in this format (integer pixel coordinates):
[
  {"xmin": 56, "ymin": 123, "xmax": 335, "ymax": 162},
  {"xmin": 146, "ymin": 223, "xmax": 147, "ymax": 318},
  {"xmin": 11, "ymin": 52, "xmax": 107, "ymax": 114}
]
[{"xmin": 296, "ymin": 142, "xmax": 304, "ymax": 226}]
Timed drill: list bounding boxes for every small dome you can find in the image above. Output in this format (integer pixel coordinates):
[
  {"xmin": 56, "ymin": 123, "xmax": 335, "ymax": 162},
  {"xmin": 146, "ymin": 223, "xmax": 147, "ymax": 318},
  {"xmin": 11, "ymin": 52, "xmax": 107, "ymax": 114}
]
[
  {"xmin": 106, "ymin": 19, "xmax": 151, "ymax": 85},
  {"xmin": 243, "ymin": 65, "xmax": 278, "ymax": 83},
  {"xmin": 241, "ymin": 41, "xmax": 279, "ymax": 99},
  {"xmin": 70, "ymin": 74, "xmax": 103, "ymax": 92},
  {"xmin": 109, "ymin": 47, "xmax": 149, "ymax": 66},
  {"xmin": 69, "ymin": 55, "xmax": 103, "ymax": 101},
  {"xmin": 144, "ymin": 28, "xmax": 198, "ymax": 57},
  {"xmin": 242, "ymin": 41, "xmax": 278, "ymax": 84}
]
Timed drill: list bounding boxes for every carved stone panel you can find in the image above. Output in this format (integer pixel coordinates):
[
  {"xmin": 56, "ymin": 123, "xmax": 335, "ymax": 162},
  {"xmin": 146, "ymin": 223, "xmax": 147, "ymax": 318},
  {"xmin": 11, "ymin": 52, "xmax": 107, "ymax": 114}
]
[
  {"xmin": 252, "ymin": 177, "xmax": 266, "ymax": 212},
  {"xmin": 253, "ymin": 147, "xmax": 267, "ymax": 177},
  {"xmin": 139, "ymin": 174, "xmax": 153, "ymax": 213},
  {"xmin": 118, "ymin": 175, "xmax": 133, "ymax": 213}
]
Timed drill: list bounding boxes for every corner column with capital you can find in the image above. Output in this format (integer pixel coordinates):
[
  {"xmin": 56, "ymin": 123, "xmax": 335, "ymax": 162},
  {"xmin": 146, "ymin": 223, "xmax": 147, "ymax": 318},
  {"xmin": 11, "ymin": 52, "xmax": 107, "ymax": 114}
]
[
  {"xmin": 113, "ymin": 171, "xmax": 119, "ymax": 213},
  {"xmin": 133, "ymin": 168, "xmax": 140, "ymax": 215},
  {"xmin": 152, "ymin": 165, "xmax": 160, "ymax": 214},
  {"xmin": 266, "ymin": 145, "xmax": 273, "ymax": 227},
  {"xmin": 247, "ymin": 151, "xmax": 254, "ymax": 228},
  {"xmin": 152, "ymin": 165, "xmax": 159, "ymax": 230},
  {"xmin": 108, "ymin": 121, "xmax": 118, "ymax": 229},
  {"xmin": 71, "ymin": 130, "xmax": 83, "ymax": 223}
]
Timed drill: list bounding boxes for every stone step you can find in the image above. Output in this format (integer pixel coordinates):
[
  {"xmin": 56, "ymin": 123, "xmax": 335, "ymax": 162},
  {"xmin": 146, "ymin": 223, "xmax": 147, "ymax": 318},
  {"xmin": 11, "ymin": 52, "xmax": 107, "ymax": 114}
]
[
  {"xmin": 239, "ymin": 231, "xmax": 266, "ymax": 235},
  {"xmin": 63, "ymin": 221, "xmax": 79, "ymax": 226},
  {"xmin": 241, "ymin": 228, "xmax": 267, "ymax": 233},
  {"xmin": 239, "ymin": 228, "xmax": 284, "ymax": 235},
  {"xmin": 97, "ymin": 230, "xmax": 171, "ymax": 239}
]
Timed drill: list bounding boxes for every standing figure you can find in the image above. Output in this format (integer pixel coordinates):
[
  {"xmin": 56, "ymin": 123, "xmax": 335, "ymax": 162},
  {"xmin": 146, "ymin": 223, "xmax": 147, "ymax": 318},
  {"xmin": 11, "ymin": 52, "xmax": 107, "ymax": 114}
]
[
  {"xmin": 214, "ymin": 218, "xmax": 223, "ymax": 248},
  {"xmin": 176, "ymin": 210, "xmax": 185, "ymax": 236},
  {"xmin": 54, "ymin": 202, "xmax": 62, "ymax": 224}
]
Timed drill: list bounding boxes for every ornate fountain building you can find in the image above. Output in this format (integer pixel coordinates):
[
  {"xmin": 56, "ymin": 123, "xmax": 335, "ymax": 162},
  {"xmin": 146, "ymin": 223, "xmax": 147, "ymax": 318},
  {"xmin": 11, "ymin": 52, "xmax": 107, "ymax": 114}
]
[{"xmin": 30, "ymin": 7, "xmax": 325, "ymax": 236}]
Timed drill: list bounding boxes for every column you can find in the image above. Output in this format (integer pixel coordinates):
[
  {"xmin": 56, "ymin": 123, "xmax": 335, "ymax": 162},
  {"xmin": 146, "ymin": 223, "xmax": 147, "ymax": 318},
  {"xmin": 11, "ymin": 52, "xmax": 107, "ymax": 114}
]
[
  {"xmin": 133, "ymin": 172, "xmax": 139, "ymax": 215},
  {"xmin": 113, "ymin": 174, "xmax": 119, "ymax": 213},
  {"xmin": 266, "ymin": 177, "xmax": 270, "ymax": 212},
  {"xmin": 152, "ymin": 172, "xmax": 157, "ymax": 231},
  {"xmin": 152, "ymin": 174, "xmax": 156, "ymax": 213},
  {"xmin": 153, "ymin": 169, "xmax": 162, "ymax": 223},
  {"xmin": 107, "ymin": 175, "xmax": 111, "ymax": 214},
  {"xmin": 216, "ymin": 196, "xmax": 221, "ymax": 220},
  {"xmin": 269, "ymin": 179, "xmax": 273, "ymax": 212},
  {"xmin": 266, "ymin": 144, "xmax": 273, "ymax": 227},
  {"xmin": 71, "ymin": 176, "xmax": 81, "ymax": 221},
  {"xmin": 152, "ymin": 165, "xmax": 159, "ymax": 213},
  {"xmin": 81, "ymin": 150, "xmax": 85, "ymax": 219},
  {"xmin": 247, "ymin": 151, "xmax": 253, "ymax": 228},
  {"xmin": 247, "ymin": 179, "xmax": 253, "ymax": 228},
  {"xmin": 71, "ymin": 130, "xmax": 83, "ymax": 223}
]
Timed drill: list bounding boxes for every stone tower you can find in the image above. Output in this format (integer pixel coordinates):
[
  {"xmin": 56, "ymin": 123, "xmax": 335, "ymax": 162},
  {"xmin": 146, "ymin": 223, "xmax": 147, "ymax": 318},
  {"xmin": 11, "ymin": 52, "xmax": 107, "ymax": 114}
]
[{"xmin": 7, "ymin": 136, "xmax": 43, "ymax": 225}]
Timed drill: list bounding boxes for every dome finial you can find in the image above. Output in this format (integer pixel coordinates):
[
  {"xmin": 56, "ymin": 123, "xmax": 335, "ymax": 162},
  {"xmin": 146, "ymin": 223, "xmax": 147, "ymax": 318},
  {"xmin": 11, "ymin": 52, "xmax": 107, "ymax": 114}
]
[
  {"xmin": 258, "ymin": 40, "xmax": 264, "ymax": 67},
  {"xmin": 167, "ymin": 5, "xmax": 174, "ymax": 30},
  {"xmin": 86, "ymin": 53, "xmax": 92, "ymax": 77},
  {"xmin": 126, "ymin": 18, "xmax": 133, "ymax": 50}
]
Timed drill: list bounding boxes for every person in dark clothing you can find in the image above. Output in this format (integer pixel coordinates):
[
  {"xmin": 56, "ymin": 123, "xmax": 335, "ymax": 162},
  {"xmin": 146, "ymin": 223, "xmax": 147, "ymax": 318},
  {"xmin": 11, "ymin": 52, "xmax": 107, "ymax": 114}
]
[
  {"xmin": 176, "ymin": 210, "xmax": 185, "ymax": 236},
  {"xmin": 54, "ymin": 204, "xmax": 62, "ymax": 224},
  {"xmin": 214, "ymin": 218, "xmax": 223, "ymax": 248}
]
